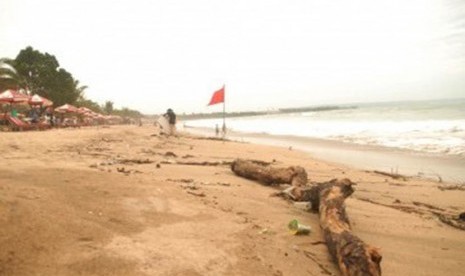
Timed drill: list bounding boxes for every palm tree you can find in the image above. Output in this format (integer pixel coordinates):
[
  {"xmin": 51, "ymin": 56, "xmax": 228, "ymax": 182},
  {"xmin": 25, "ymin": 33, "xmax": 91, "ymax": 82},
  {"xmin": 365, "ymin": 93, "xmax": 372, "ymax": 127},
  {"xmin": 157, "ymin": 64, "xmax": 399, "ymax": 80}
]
[
  {"xmin": 73, "ymin": 80, "xmax": 88, "ymax": 101},
  {"xmin": 0, "ymin": 58, "xmax": 21, "ymax": 92}
]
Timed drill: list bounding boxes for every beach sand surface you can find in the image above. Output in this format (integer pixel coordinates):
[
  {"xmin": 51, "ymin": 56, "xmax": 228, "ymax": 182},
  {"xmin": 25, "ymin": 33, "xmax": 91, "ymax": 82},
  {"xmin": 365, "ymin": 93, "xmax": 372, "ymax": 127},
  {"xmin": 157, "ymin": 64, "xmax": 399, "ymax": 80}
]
[{"xmin": 0, "ymin": 125, "xmax": 464, "ymax": 276}]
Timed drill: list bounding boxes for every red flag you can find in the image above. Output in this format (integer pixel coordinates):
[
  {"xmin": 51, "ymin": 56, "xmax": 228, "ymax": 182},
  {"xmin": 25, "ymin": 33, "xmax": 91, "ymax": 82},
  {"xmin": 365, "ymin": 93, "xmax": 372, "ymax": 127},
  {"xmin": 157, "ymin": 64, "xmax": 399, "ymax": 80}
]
[{"xmin": 208, "ymin": 85, "xmax": 225, "ymax": 106}]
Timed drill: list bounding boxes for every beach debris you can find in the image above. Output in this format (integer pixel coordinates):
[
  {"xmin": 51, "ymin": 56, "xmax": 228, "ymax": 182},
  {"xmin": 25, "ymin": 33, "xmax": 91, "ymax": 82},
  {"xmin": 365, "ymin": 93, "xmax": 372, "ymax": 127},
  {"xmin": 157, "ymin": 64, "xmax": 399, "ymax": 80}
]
[
  {"xmin": 388, "ymin": 182, "xmax": 406, "ymax": 187},
  {"xmin": 359, "ymin": 196, "xmax": 465, "ymax": 231},
  {"xmin": 160, "ymin": 160, "xmax": 232, "ymax": 166},
  {"xmin": 167, "ymin": 178, "xmax": 194, "ymax": 183},
  {"xmin": 200, "ymin": 181, "xmax": 231, "ymax": 187},
  {"xmin": 180, "ymin": 184, "xmax": 199, "ymax": 190},
  {"xmin": 186, "ymin": 191, "xmax": 206, "ymax": 197},
  {"xmin": 437, "ymin": 184, "xmax": 465, "ymax": 191},
  {"xmin": 288, "ymin": 219, "xmax": 311, "ymax": 235},
  {"xmin": 303, "ymin": 250, "xmax": 336, "ymax": 276},
  {"xmin": 230, "ymin": 160, "xmax": 382, "ymax": 274},
  {"xmin": 116, "ymin": 167, "xmax": 141, "ymax": 175},
  {"xmin": 259, "ymin": 228, "xmax": 269, "ymax": 234},
  {"xmin": 101, "ymin": 137, "xmax": 123, "ymax": 142},
  {"xmin": 230, "ymin": 159, "xmax": 307, "ymax": 187},
  {"xmin": 156, "ymin": 163, "xmax": 161, "ymax": 168},
  {"xmin": 293, "ymin": 201, "xmax": 312, "ymax": 212},
  {"xmin": 89, "ymin": 164, "xmax": 98, "ymax": 168},
  {"xmin": 140, "ymin": 148, "xmax": 157, "ymax": 155},
  {"xmin": 164, "ymin": 151, "xmax": 177, "ymax": 158},
  {"xmin": 412, "ymin": 201, "xmax": 446, "ymax": 211},
  {"xmin": 182, "ymin": 154, "xmax": 195, "ymax": 159},
  {"xmin": 118, "ymin": 158, "xmax": 153, "ymax": 165},
  {"xmin": 308, "ymin": 179, "xmax": 382, "ymax": 276},
  {"xmin": 192, "ymin": 136, "xmax": 231, "ymax": 142},
  {"xmin": 372, "ymin": 170, "xmax": 407, "ymax": 181},
  {"xmin": 433, "ymin": 212, "xmax": 465, "ymax": 231},
  {"xmin": 231, "ymin": 159, "xmax": 315, "ymax": 202},
  {"xmin": 459, "ymin": 212, "xmax": 465, "ymax": 221},
  {"xmin": 99, "ymin": 159, "xmax": 116, "ymax": 166}
]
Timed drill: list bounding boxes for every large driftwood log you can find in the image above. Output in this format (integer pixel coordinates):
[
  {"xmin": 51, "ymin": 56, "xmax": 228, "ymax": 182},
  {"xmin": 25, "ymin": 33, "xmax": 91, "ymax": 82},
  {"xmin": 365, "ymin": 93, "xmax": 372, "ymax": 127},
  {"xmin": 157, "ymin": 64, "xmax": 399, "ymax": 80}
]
[
  {"xmin": 230, "ymin": 159, "xmax": 382, "ymax": 276},
  {"xmin": 230, "ymin": 159, "xmax": 307, "ymax": 187},
  {"xmin": 309, "ymin": 179, "xmax": 382, "ymax": 276}
]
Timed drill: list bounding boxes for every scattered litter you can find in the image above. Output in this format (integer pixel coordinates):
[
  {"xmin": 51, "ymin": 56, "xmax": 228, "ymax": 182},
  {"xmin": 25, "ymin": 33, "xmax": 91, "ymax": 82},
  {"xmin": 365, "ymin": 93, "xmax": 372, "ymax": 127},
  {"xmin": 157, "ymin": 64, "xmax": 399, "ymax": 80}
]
[
  {"xmin": 259, "ymin": 228, "xmax": 269, "ymax": 234},
  {"xmin": 180, "ymin": 184, "xmax": 199, "ymax": 190},
  {"xmin": 438, "ymin": 184, "xmax": 465, "ymax": 191},
  {"xmin": 288, "ymin": 219, "xmax": 311, "ymax": 235},
  {"xmin": 167, "ymin": 178, "xmax": 194, "ymax": 183},
  {"xmin": 200, "ymin": 182, "xmax": 231, "ymax": 187},
  {"xmin": 259, "ymin": 228, "xmax": 276, "ymax": 235},
  {"xmin": 118, "ymin": 158, "xmax": 153, "ymax": 164},
  {"xmin": 293, "ymin": 201, "xmax": 312, "ymax": 212},
  {"xmin": 116, "ymin": 167, "xmax": 142, "ymax": 175},
  {"xmin": 187, "ymin": 191, "xmax": 206, "ymax": 197}
]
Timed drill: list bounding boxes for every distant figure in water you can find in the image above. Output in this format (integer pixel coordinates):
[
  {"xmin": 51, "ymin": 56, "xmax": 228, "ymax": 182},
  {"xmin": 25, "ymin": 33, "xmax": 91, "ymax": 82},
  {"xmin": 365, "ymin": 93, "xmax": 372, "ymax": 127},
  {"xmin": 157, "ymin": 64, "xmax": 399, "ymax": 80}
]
[
  {"xmin": 215, "ymin": 124, "xmax": 219, "ymax": 136},
  {"xmin": 163, "ymin": 108, "xmax": 177, "ymax": 136}
]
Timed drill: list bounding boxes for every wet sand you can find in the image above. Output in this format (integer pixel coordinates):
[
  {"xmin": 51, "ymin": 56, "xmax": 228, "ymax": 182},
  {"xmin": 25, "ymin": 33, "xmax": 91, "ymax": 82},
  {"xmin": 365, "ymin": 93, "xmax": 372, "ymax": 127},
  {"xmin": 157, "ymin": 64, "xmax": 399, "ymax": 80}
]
[
  {"xmin": 1, "ymin": 125, "xmax": 464, "ymax": 276},
  {"xmin": 185, "ymin": 126, "xmax": 465, "ymax": 183}
]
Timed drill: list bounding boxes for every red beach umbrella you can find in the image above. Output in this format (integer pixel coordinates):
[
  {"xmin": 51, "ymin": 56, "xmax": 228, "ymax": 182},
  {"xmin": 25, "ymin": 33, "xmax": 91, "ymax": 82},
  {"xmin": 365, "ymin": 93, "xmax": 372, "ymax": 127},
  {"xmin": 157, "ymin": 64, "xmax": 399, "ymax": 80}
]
[
  {"xmin": 0, "ymin": 89, "xmax": 30, "ymax": 103},
  {"xmin": 28, "ymin": 94, "xmax": 53, "ymax": 107},
  {"xmin": 55, "ymin": 104, "xmax": 78, "ymax": 113},
  {"xmin": 77, "ymin": 107, "xmax": 93, "ymax": 115}
]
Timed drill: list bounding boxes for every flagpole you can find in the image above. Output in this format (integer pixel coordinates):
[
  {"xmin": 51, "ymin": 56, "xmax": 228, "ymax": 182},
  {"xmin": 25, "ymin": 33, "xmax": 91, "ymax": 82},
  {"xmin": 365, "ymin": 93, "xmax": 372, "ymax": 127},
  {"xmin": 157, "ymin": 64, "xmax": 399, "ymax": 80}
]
[{"xmin": 222, "ymin": 86, "xmax": 226, "ymax": 136}]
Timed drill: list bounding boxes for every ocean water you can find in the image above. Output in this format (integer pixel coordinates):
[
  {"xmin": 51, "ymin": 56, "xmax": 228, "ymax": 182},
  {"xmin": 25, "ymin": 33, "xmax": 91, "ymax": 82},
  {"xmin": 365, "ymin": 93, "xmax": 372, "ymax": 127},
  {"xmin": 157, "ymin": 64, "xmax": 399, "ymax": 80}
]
[{"xmin": 185, "ymin": 99, "xmax": 465, "ymax": 157}]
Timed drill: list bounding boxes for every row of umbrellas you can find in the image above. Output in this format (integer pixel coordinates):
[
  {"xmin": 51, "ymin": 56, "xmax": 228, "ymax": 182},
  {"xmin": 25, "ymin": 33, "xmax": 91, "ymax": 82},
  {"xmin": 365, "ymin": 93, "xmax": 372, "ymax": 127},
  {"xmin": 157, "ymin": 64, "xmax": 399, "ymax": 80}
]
[
  {"xmin": 0, "ymin": 89, "xmax": 120, "ymax": 120},
  {"xmin": 0, "ymin": 89, "xmax": 53, "ymax": 106}
]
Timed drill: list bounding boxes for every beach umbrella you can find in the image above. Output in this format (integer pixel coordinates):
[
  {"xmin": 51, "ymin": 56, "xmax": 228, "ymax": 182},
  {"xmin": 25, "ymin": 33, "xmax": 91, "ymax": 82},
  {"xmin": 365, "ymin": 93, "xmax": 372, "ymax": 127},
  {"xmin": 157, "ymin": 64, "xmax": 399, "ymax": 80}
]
[
  {"xmin": 28, "ymin": 94, "xmax": 53, "ymax": 107},
  {"xmin": 77, "ymin": 107, "xmax": 93, "ymax": 115},
  {"xmin": 0, "ymin": 89, "xmax": 30, "ymax": 104},
  {"xmin": 55, "ymin": 104, "xmax": 78, "ymax": 113}
]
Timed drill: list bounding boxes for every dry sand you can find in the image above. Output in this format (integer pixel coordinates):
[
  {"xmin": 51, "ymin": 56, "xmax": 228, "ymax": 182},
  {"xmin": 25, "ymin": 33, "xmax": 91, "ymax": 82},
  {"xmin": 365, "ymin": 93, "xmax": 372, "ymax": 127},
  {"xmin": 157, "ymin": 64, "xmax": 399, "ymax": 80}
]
[{"xmin": 0, "ymin": 125, "xmax": 464, "ymax": 276}]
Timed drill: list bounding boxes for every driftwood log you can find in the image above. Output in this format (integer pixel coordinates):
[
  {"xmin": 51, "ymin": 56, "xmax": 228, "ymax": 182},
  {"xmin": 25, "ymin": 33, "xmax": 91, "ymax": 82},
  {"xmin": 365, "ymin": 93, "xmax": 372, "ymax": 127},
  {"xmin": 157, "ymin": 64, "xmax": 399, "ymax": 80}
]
[
  {"xmin": 308, "ymin": 179, "xmax": 382, "ymax": 276},
  {"xmin": 230, "ymin": 159, "xmax": 382, "ymax": 276},
  {"xmin": 230, "ymin": 159, "xmax": 307, "ymax": 187}
]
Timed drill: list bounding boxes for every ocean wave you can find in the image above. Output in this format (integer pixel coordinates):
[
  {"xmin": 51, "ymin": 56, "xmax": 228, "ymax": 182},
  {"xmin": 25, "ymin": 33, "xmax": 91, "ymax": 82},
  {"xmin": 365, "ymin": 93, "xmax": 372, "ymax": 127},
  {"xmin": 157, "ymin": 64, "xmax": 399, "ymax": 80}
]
[{"xmin": 184, "ymin": 102, "xmax": 465, "ymax": 157}]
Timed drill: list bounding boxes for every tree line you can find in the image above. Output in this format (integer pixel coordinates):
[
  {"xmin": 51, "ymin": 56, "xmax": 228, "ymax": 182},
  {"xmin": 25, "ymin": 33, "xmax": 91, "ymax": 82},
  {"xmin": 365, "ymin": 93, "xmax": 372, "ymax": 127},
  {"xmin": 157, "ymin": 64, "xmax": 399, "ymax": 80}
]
[{"xmin": 0, "ymin": 46, "xmax": 141, "ymax": 118}]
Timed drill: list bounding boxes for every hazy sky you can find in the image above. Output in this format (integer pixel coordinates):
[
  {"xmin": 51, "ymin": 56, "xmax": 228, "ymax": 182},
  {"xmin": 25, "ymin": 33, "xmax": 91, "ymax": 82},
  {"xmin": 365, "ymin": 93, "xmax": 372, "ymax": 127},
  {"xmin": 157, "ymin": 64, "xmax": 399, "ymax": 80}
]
[{"xmin": 1, "ymin": 0, "xmax": 464, "ymax": 114}]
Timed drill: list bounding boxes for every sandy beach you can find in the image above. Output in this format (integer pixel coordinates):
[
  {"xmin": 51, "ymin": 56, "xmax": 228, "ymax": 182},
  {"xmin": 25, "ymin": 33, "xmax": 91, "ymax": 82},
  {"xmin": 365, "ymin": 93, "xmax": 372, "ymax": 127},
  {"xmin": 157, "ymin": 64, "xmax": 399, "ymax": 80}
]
[{"xmin": 1, "ymin": 125, "xmax": 464, "ymax": 276}]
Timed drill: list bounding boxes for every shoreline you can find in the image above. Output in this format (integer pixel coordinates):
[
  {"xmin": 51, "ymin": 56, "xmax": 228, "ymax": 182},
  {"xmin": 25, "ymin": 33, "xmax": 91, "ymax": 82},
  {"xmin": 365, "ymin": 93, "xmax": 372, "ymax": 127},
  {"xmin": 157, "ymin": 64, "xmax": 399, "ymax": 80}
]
[{"xmin": 182, "ymin": 126, "xmax": 465, "ymax": 183}]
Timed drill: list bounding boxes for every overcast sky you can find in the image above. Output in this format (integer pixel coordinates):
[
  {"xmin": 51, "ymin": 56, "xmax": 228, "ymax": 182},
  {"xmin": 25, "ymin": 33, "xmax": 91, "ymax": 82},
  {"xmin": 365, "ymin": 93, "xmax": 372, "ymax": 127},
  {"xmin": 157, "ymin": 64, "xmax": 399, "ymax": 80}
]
[{"xmin": 1, "ymin": 0, "xmax": 464, "ymax": 114}]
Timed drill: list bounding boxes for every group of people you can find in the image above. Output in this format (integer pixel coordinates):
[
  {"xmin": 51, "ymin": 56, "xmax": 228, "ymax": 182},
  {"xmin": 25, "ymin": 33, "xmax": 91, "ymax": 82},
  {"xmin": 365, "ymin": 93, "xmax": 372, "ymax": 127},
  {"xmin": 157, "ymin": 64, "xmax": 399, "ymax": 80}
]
[{"xmin": 7, "ymin": 106, "xmax": 53, "ymax": 125}]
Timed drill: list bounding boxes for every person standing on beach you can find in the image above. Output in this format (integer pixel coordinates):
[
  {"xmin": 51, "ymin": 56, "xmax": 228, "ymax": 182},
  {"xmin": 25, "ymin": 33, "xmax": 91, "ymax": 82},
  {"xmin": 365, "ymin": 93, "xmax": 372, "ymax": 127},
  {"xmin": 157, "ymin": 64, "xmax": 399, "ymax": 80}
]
[{"xmin": 163, "ymin": 108, "xmax": 177, "ymax": 136}]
